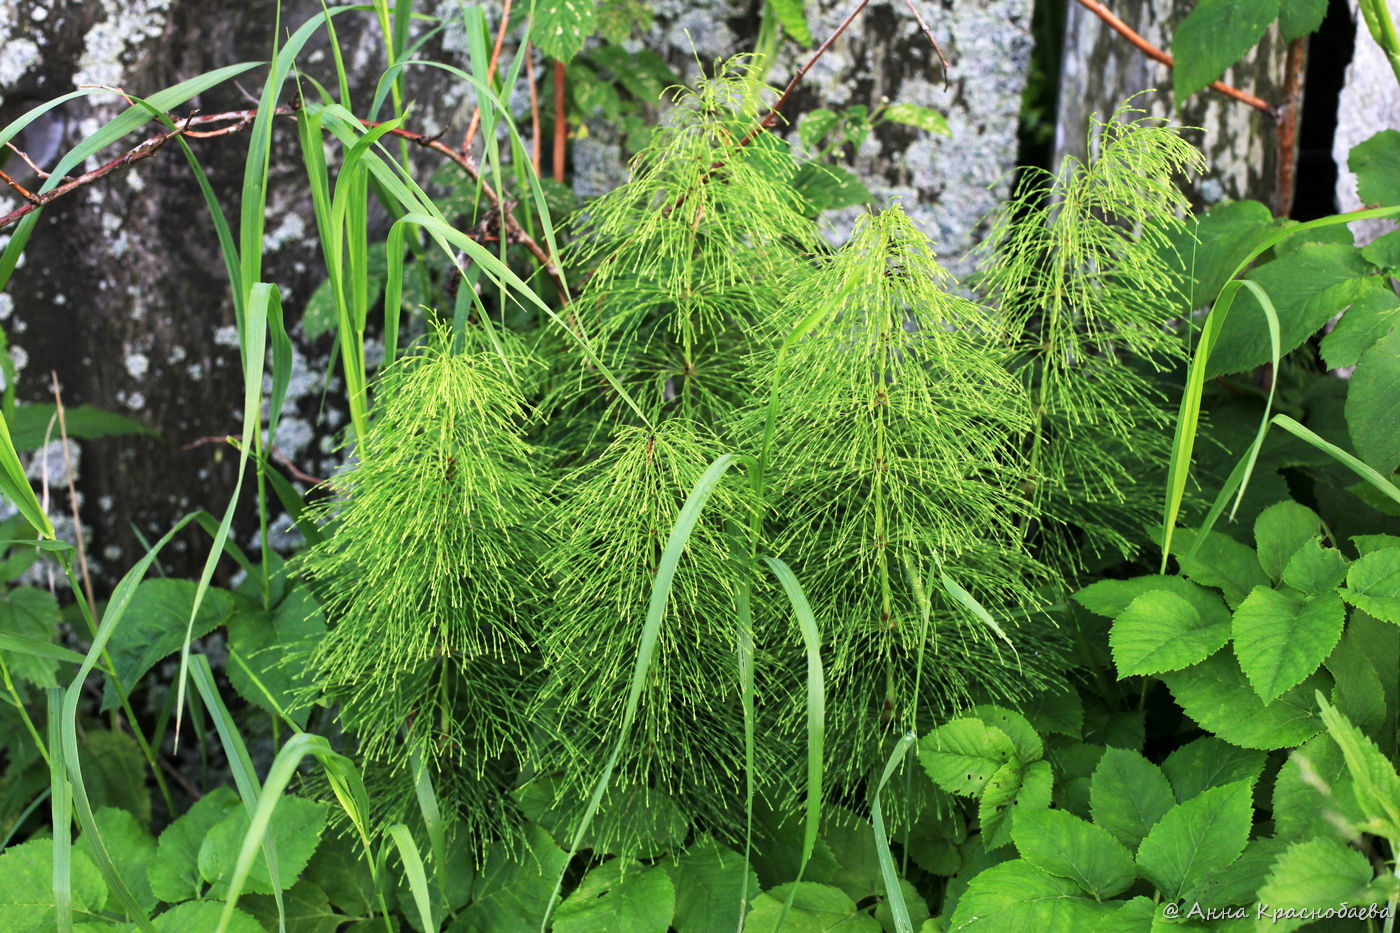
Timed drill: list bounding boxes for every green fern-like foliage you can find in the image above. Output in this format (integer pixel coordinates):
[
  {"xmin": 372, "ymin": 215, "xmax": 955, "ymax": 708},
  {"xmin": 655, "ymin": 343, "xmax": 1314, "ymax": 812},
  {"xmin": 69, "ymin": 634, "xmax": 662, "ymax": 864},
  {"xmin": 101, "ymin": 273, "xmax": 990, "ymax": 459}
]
[
  {"xmin": 549, "ymin": 58, "xmax": 821, "ymax": 436},
  {"xmin": 973, "ymin": 102, "xmax": 1205, "ymax": 570},
  {"xmin": 531, "ymin": 420, "xmax": 756, "ymax": 843},
  {"xmin": 298, "ymin": 334, "xmax": 548, "ymax": 837},
  {"xmin": 745, "ymin": 204, "xmax": 1063, "ymax": 792}
]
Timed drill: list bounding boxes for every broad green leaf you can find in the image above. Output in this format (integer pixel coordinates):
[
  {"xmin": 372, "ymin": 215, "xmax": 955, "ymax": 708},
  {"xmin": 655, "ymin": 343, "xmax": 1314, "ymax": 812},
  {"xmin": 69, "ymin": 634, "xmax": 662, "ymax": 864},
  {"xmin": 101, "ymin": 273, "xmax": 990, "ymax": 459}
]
[
  {"xmin": 1161, "ymin": 737, "xmax": 1266, "ymax": 803},
  {"xmin": 881, "ymin": 104, "xmax": 951, "ymax": 137},
  {"xmin": 148, "ymin": 786, "xmax": 240, "ymax": 903},
  {"xmin": 303, "ymin": 834, "xmax": 377, "ymax": 918},
  {"xmin": 1326, "ymin": 626, "xmax": 1387, "ymax": 734},
  {"xmin": 1172, "ymin": 0, "xmax": 1280, "ymax": 99},
  {"xmin": 982, "ymin": 760, "xmax": 1052, "ymax": 853},
  {"xmin": 1089, "ymin": 748, "xmax": 1175, "ymax": 850},
  {"xmin": 1280, "ymin": 537, "xmax": 1349, "ymax": 594},
  {"xmin": 1135, "ymin": 781, "xmax": 1253, "ymax": 902},
  {"xmin": 1342, "ymin": 547, "xmax": 1400, "ymax": 623},
  {"xmin": 822, "ymin": 805, "xmax": 885, "ymax": 902},
  {"xmin": 534, "ymin": 0, "xmax": 596, "ymax": 61},
  {"xmin": 1208, "ymin": 244, "xmax": 1374, "ymax": 378},
  {"xmin": 78, "ymin": 729, "xmax": 151, "ymax": 827},
  {"xmin": 1272, "ymin": 734, "xmax": 1366, "ymax": 838},
  {"xmin": 555, "ymin": 859, "xmax": 675, "ymax": 933},
  {"xmin": 1254, "ymin": 501, "xmax": 1324, "ymax": 582},
  {"xmin": 80, "ymin": 806, "xmax": 157, "ymax": 914},
  {"xmin": 1189, "ymin": 836, "xmax": 1287, "ymax": 910},
  {"xmin": 1353, "ymin": 534, "xmax": 1400, "ymax": 556},
  {"xmin": 1110, "ymin": 590, "xmax": 1231, "ymax": 677},
  {"xmin": 457, "ymin": 824, "xmax": 569, "ymax": 931},
  {"xmin": 1023, "ymin": 686, "xmax": 1084, "ymax": 739},
  {"xmin": 226, "ymin": 585, "xmax": 326, "ymax": 727},
  {"xmin": 1256, "ymin": 838, "xmax": 1376, "ymax": 933},
  {"xmin": 790, "ymin": 163, "xmax": 874, "ymax": 215},
  {"xmin": 1346, "ymin": 330, "xmax": 1400, "ymax": 475},
  {"xmin": 1161, "ymin": 199, "xmax": 1277, "ymax": 309},
  {"xmin": 748, "ymin": 800, "xmax": 840, "ymax": 890},
  {"xmin": 199, "ymin": 795, "xmax": 328, "ymax": 896},
  {"xmin": 5, "ymin": 403, "xmax": 157, "ymax": 450},
  {"xmin": 743, "ymin": 882, "xmax": 880, "ymax": 933},
  {"xmin": 918, "ymin": 720, "xmax": 1019, "ymax": 797},
  {"xmin": 153, "ymin": 901, "xmax": 264, "ymax": 933},
  {"xmin": 240, "ymin": 879, "xmax": 345, "ymax": 933},
  {"xmin": 946, "ymin": 860, "xmax": 1110, "ymax": 932},
  {"xmin": 1162, "ymin": 651, "xmax": 1326, "ymax": 749},
  {"xmin": 1232, "ymin": 586, "xmax": 1345, "ymax": 703},
  {"xmin": 1011, "ymin": 808, "xmax": 1135, "ymax": 899},
  {"xmin": 1317, "ymin": 694, "xmax": 1400, "ymax": 839},
  {"xmin": 1090, "ymin": 896, "xmax": 1157, "ymax": 932},
  {"xmin": 0, "ymin": 839, "xmax": 106, "ymax": 930},
  {"xmin": 770, "ymin": 0, "xmax": 813, "ymax": 46},
  {"xmin": 0, "ymin": 586, "xmax": 62, "ymax": 687},
  {"xmin": 1363, "ymin": 228, "xmax": 1400, "ymax": 269},
  {"xmin": 671, "ymin": 837, "xmax": 759, "ymax": 933},
  {"xmin": 100, "ymin": 579, "xmax": 237, "ymax": 710},
  {"xmin": 1278, "ymin": 0, "xmax": 1328, "ymax": 39},
  {"xmin": 1171, "ymin": 529, "xmax": 1268, "ymax": 609},
  {"xmin": 1072, "ymin": 575, "xmax": 1222, "ymax": 621},
  {"xmin": 798, "ymin": 110, "xmax": 840, "ymax": 150},
  {"xmin": 966, "ymin": 705, "xmax": 1043, "ymax": 763},
  {"xmin": 1350, "ymin": 129, "xmax": 1400, "ymax": 206},
  {"xmin": 977, "ymin": 758, "xmax": 1024, "ymax": 852},
  {"xmin": 1319, "ymin": 288, "xmax": 1400, "ymax": 369}
]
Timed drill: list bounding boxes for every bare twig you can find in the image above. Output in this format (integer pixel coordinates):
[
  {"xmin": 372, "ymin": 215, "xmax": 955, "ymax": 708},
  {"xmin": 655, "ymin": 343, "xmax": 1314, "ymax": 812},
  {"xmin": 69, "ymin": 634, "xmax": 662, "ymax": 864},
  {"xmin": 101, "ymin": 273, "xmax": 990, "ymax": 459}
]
[
  {"xmin": 461, "ymin": 0, "xmax": 513, "ymax": 153},
  {"xmin": 901, "ymin": 0, "xmax": 950, "ymax": 88},
  {"xmin": 5, "ymin": 142, "xmax": 62, "ymax": 181},
  {"xmin": 1274, "ymin": 36, "xmax": 1306, "ymax": 217},
  {"xmin": 553, "ymin": 60, "xmax": 567, "ymax": 182},
  {"xmin": 51, "ymin": 372, "xmax": 98, "ymax": 616},
  {"xmin": 1073, "ymin": 0, "xmax": 1275, "ymax": 115},
  {"xmin": 0, "ymin": 166, "xmax": 40, "ymax": 204}
]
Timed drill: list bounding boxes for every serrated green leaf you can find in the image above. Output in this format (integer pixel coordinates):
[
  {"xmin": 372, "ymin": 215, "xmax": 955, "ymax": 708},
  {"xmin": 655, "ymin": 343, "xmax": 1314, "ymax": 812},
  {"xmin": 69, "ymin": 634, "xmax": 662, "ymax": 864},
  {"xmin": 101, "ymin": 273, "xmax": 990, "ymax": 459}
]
[
  {"xmin": 919, "ymin": 720, "xmax": 1019, "ymax": 797},
  {"xmin": 770, "ymin": 0, "xmax": 813, "ymax": 46},
  {"xmin": 1320, "ymin": 288, "xmax": 1400, "ymax": 369},
  {"xmin": 0, "ymin": 839, "xmax": 106, "ymax": 930},
  {"xmin": 1160, "ymin": 199, "xmax": 1278, "ymax": 309},
  {"xmin": 1278, "ymin": 0, "xmax": 1328, "ymax": 39},
  {"xmin": 1207, "ymin": 245, "xmax": 1375, "ymax": 378},
  {"xmin": 303, "ymin": 833, "xmax": 376, "ymax": 918},
  {"xmin": 78, "ymin": 729, "xmax": 151, "ymax": 827},
  {"xmin": 1162, "ymin": 737, "xmax": 1266, "ymax": 803},
  {"xmin": 1347, "ymin": 330, "xmax": 1400, "ymax": 475},
  {"xmin": 671, "ymin": 837, "xmax": 759, "ymax": 933},
  {"xmin": 1090, "ymin": 896, "xmax": 1157, "ymax": 933},
  {"xmin": 198, "ymin": 794, "xmax": 328, "ymax": 896},
  {"xmin": 1342, "ymin": 547, "xmax": 1400, "ymax": 624},
  {"xmin": 1256, "ymin": 837, "xmax": 1376, "ymax": 933},
  {"xmin": 148, "ymin": 785, "xmax": 240, "ymax": 902},
  {"xmin": 1317, "ymin": 694, "xmax": 1400, "ymax": 839},
  {"xmin": 0, "ymin": 586, "xmax": 62, "ymax": 687},
  {"xmin": 1362, "ymin": 228, "xmax": 1400, "ymax": 269},
  {"xmin": 1190, "ymin": 836, "xmax": 1287, "ymax": 910},
  {"xmin": 743, "ymin": 882, "xmax": 880, "ymax": 933},
  {"xmin": 1232, "ymin": 586, "xmax": 1345, "ymax": 703},
  {"xmin": 797, "ymin": 109, "xmax": 840, "ymax": 151},
  {"xmin": 555, "ymin": 859, "xmax": 675, "ymax": 933},
  {"xmin": 966, "ymin": 705, "xmax": 1043, "ymax": 763},
  {"xmin": 982, "ymin": 760, "xmax": 1052, "ymax": 853},
  {"xmin": 1280, "ymin": 537, "xmax": 1349, "ymax": 594},
  {"xmin": 534, "ymin": 0, "xmax": 597, "ymax": 61},
  {"xmin": 1255, "ymin": 501, "xmax": 1324, "ymax": 582},
  {"xmin": 1172, "ymin": 0, "xmax": 1280, "ymax": 99},
  {"xmin": 1011, "ymin": 808, "xmax": 1136, "ymax": 899},
  {"xmin": 80, "ymin": 806, "xmax": 157, "ymax": 914},
  {"xmin": 1350, "ymin": 129, "xmax": 1400, "ymax": 206},
  {"xmin": 1326, "ymin": 626, "xmax": 1388, "ymax": 735},
  {"xmin": 1090, "ymin": 748, "xmax": 1175, "ymax": 851},
  {"xmin": 241, "ymin": 879, "xmax": 345, "ymax": 933},
  {"xmin": 789, "ymin": 163, "xmax": 874, "ymax": 215},
  {"xmin": 1073, "ymin": 576, "xmax": 1222, "ymax": 621},
  {"xmin": 947, "ymin": 860, "xmax": 1111, "ymax": 932},
  {"xmin": 1272, "ymin": 734, "xmax": 1366, "ymax": 838},
  {"xmin": 1172, "ymin": 529, "xmax": 1269, "ymax": 609},
  {"xmin": 978, "ymin": 758, "xmax": 1024, "ymax": 851},
  {"xmin": 881, "ymin": 104, "xmax": 951, "ymax": 137},
  {"xmin": 457, "ymin": 824, "xmax": 569, "ymax": 931},
  {"xmin": 1110, "ymin": 590, "xmax": 1231, "ymax": 677},
  {"xmin": 822, "ymin": 805, "xmax": 885, "ymax": 902},
  {"xmin": 226, "ymin": 585, "xmax": 325, "ymax": 727},
  {"xmin": 153, "ymin": 900, "xmax": 264, "ymax": 933},
  {"xmin": 1135, "ymin": 781, "xmax": 1253, "ymax": 902},
  {"xmin": 100, "ymin": 579, "xmax": 237, "ymax": 710},
  {"xmin": 1162, "ymin": 652, "xmax": 1326, "ymax": 749}
]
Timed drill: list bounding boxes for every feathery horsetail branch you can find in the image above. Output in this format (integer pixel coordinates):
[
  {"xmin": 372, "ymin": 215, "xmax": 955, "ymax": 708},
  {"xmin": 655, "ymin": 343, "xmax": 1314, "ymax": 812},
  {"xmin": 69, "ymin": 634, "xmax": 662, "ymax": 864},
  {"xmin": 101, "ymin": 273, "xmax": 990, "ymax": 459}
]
[{"xmin": 973, "ymin": 100, "xmax": 1205, "ymax": 569}]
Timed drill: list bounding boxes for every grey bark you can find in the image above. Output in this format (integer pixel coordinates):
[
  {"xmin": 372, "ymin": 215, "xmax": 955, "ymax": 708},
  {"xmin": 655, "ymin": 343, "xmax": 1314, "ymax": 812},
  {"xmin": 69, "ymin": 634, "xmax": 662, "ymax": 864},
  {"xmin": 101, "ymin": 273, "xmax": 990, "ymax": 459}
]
[
  {"xmin": 1335, "ymin": 0, "xmax": 1400, "ymax": 244},
  {"xmin": 1056, "ymin": 0, "xmax": 1290, "ymax": 209}
]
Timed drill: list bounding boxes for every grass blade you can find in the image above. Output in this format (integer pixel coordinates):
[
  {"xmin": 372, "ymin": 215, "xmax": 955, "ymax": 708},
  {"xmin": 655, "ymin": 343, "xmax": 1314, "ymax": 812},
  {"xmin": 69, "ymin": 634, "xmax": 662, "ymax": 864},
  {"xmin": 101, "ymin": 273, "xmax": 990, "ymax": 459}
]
[
  {"xmin": 389, "ymin": 823, "xmax": 437, "ymax": 933},
  {"xmin": 871, "ymin": 732, "xmax": 918, "ymax": 933}
]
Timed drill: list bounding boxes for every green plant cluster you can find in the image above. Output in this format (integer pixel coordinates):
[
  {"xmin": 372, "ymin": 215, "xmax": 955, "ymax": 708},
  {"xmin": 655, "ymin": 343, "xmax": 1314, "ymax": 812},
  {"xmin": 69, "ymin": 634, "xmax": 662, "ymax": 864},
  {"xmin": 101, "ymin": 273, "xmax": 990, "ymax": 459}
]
[{"xmin": 2, "ymin": 2, "xmax": 1400, "ymax": 933}]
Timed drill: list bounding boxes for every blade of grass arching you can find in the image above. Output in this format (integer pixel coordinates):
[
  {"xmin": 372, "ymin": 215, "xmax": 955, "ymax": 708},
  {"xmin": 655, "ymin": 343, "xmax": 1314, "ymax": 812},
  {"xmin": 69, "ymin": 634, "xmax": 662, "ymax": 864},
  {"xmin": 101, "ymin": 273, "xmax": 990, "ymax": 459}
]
[
  {"xmin": 389, "ymin": 824, "xmax": 437, "ymax": 933},
  {"xmin": 1272, "ymin": 415, "xmax": 1400, "ymax": 508},
  {"xmin": 408, "ymin": 745, "xmax": 448, "ymax": 912},
  {"xmin": 172, "ymin": 284, "xmax": 271, "ymax": 744},
  {"xmin": 0, "ymin": 64, "xmax": 261, "ymax": 296},
  {"xmin": 61, "ymin": 515, "xmax": 201, "ymax": 933},
  {"xmin": 932, "ymin": 551, "xmax": 1019, "ymax": 673},
  {"xmin": 1, "ymin": 787, "xmax": 49, "ymax": 853},
  {"xmin": 0, "ymin": 632, "xmax": 84, "ymax": 666},
  {"xmin": 730, "ymin": 528, "xmax": 758, "ymax": 932},
  {"xmin": 1160, "ymin": 203, "xmax": 1400, "ymax": 571},
  {"xmin": 542, "ymin": 453, "xmax": 751, "ymax": 931},
  {"xmin": 1226, "ymin": 280, "xmax": 1281, "ymax": 521},
  {"xmin": 321, "ymin": 2, "xmax": 353, "ymax": 110},
  {"xmin": 48, "ymin": 689, "xmax": 72, "ymax": 933},
  {"xmin": 0, "ymin": 405, "xmax": 55, "ymax": 537},
  {"xmin": 899, "ymin": 554, "xmax": 937, "ymax": 875},
  {"xmin": 761, "ymin": 556, "xmax": 826, "ymax": 931},
  {"xmin": 871, "ymin": 732, "xmax": 918, "ymax": 933},
  {"xmin": 227, "ymin": 649, "xmax": 303, "ymax": 734}
]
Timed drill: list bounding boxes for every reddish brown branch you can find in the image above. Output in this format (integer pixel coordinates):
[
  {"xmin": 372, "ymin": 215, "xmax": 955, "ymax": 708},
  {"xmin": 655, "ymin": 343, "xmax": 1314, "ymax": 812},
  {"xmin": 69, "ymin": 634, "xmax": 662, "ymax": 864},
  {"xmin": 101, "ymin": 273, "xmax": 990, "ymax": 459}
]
[
  {"xmin": 1274, "ymin": 36, "xmax": 1306, "ymax": 218},
  {"xmin": 901, "ymin": 0, "xmax": 950, "ymax": 88},
  {"xmin": 553, "ymin": 60, "xmax": 566, "ymax": 182},
  {"xmin": 1073, "ymin": 0, "xmax": 1275, "ymax": 116},
  {"xmin": 461, "ymin": 0, "xmax": 514, "ymax": 153},
  {"xmin": 526, "ymin": 39, "xmax": 542, "ymax": 174}
]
